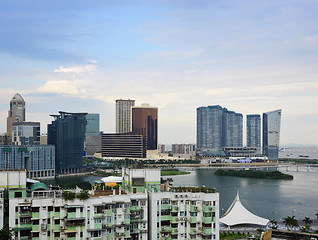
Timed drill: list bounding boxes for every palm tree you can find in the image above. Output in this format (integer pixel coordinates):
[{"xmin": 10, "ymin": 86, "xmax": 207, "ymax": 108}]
[
  {"xmin": 283, "ymin": 216, "xmax": 293, "ymax": 230},
  {"xmin": 290, "ymin": 216, "xmax": 299, "ymax": 231},
  {"xmin": 302, "ymin": 217, "xmax": 312, "ymax": 232}
]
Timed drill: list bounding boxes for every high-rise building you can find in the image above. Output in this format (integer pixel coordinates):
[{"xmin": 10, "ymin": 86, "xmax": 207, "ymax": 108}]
[
  {"xmin": 12, "ymin": 122, "xmax": 40, "ymax": 145},
  {"xmin": 116, "ymin": 99, "xmax": 135, "ymax": 133},
  {"xmin": 223, "ymin": 111, "xmax": 243, "ymax": 148},
  {"xmin": 85, "ymin": 113, "xmax": 101, "ymax": 155},
  {"xmin": 7, "ymin": 93, "xmax": 26, "ymax": 138},
  {"xmin": 197, "ymin": 105, "xmax": 243, "ymax": 152},
  {"xmin": 263, "ymin": 110, "xmax": 282, "ymax": 160},
  {"xmin": 132, "ymin": 104, "xmax": 158, "ymax": 150},
  {"xmin": 247, "ymin": 115, "xmax": 261, "ymax": 150},
  {"xmin": 101, "ymin": 133, "xmax": 146, "ymax": 158},
  {"xmin": 47, "ymin": 111, "xmax": 87, "ymax": 174},
  {"xmin": 197, "ymin": 106, "xmax": 224, "ymax": 151}
]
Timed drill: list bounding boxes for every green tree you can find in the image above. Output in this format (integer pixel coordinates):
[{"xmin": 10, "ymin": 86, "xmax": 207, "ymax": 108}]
[
  {"xmin": 76, "ymin": 190, "xmax": 90, "ymax": 200},
  {"xmin": 269, "ymin": 218, "xmax": 278, "ymax": 229},
  {"xmin": 0, "ymin": 225, "xmax": 14, "ymax": 240},
  {"xmin": 63, "ymin": 191, "xmax": 76, "ymax": 201}
]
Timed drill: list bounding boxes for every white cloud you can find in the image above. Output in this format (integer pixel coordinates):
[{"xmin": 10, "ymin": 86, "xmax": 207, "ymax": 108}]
[
  {"xmin": 38, "ymin": 80, "xmax": 87, "ymax": 95},
  {"xmin": 53, "ymin": 62, "xmax": 97, "ymax": 73}
]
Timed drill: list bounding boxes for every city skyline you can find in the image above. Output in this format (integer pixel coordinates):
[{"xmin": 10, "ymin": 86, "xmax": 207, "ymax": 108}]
[{"xmin": 0, "ymin": 1, "xmax": 317, "ymax": 145}]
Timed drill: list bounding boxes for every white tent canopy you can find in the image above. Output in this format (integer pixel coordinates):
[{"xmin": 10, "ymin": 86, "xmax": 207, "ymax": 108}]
[
  {"xmin": 220, "ymin": 191, "xmax": 269, "ymax": 226},
  {"xmin": 100, "ymin": 176, "xmax": 122, "ymax": 183}
]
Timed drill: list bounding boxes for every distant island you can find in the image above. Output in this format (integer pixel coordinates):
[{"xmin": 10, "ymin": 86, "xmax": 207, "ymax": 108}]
[
  {"xmin": 214, "ymin": 169, "xmax": 293, "ymax": 180},
  {"xmin": 161, "ymin": 169, "xmax": 190, "ymax": 176}
]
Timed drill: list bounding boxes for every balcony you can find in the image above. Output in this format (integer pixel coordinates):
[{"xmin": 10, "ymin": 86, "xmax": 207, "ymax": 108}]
[
  {"xmin": 161, "ymin": 226, "xmax": 172, "ymax": 232},
  {"xmin": 67, "ymin": 212, "xmax": 77, "ymax": 219},
  {"xmin": 202, "ymin": 227, "xmax": 212, "ymax": 235},
  {"xmin": 189, "ymin": 216, "xmax": 197, "ymax": 223},
  {"xmin": 94, "ymin": 213, "xmax": 103, "ymax": 218},
  {"xmin": 202, "ymin": 205, "xmax": 213, "ymax": 212},
  {"xmin": 32, "ymin": 225, "xmax": 40, "ymax": 232},
  {"xmin": 171, "ymin": 206, "xmax": 179, "ymax": 212},
  {"xmin": 130, "ymin": 206, "xmax": 140, "ymax": 211},
  {"xmin": 20, "ymin": 212, "xmax": 32, "ymax": 217},
  {"xmin": 202, "ymin": 217, "xmax": 212, "ymax": 224},
  {"xmin": 161, "ymin": 204, "xmax": 171, "ymax": 210},
  {"xmin": 171, "ymin": 217, "xmax": 178, "ymax": 223},
  {"xmin": 171, "ymin": 228, "xmax": 178, "ymax": 234},
  {"xmin": 31, "ymin": 213, "xmax": 39, "ymax": 219},
  {"xmin": 53, "ymin": 212, "xmax": 60, "ymax": 218},
  {"xmin": 190, "ymin": 228, "xmax": 197, "ymax": 234},
  {"xmin": 161, "ymin": 215, "xmax": 171, "ymax": 221}
]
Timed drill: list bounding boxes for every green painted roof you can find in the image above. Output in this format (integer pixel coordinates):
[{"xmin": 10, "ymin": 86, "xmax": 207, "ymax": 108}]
[{"xmin": 30, "ymin": 182, "xmax": 47, "ymax": 191}]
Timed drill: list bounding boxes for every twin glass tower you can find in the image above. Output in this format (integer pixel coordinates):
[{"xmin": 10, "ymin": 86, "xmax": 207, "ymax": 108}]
[{"xmin": 197, "ymin": 105, "xmax": 282, "ymax": 160}]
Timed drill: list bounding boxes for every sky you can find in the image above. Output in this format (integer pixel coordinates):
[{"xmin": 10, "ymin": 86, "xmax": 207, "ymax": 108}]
[{"xmin": 0, "ymin": 0, "xmax": 317, "ymax": 145}]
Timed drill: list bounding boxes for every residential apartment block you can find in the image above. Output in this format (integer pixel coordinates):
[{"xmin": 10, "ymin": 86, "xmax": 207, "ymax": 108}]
[{"xmin": 1, "ymin": 168, "xmax": 219, "ymax": 240}]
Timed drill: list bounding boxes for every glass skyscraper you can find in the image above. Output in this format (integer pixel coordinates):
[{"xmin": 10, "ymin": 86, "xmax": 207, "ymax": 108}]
[
  {"xmin": 263, "ymin": 109, "xmax": 282, "ymax": 160},
  {"xmin": 48, "ymin": 111, "xmax": 87, "ymax": 174},
  {"xmin": 85, "ymin": 113, "xmax": 101, "ymax": 156},
  {"xmin": 197, "ymin": 105, "xmax": 243, "ymax": 151},
  {"xmin": 246, "ymin": 114, "xmax": 261, "ymax": 149},
  {"xmin": 132, "ymin": 104, "xmax": 158, "ymax": 150}
]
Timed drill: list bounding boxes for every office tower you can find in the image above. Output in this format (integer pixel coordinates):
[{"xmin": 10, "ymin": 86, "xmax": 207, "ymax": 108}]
[
  {"xmin": 12, "ymin": 122, "xmax": 40, "ymax": 145},
  {"xmin": 223, "ymin": 111, "xmax": 243, "ymax": 148},
  {"xmin": 197, "ymin": 105, "xmax": 243, "ymax": 151},
  {"xmin": 47, "ymin": 111, "xmax": 87, "ymax": 174},
  {"xmin": 116, "ymin": 99, "xmax": 135, "ymax": 133},
  {"xmin": 263, "ymin": 109, "xmax": 282, "ymax": 160},
  {"xmin": 7, "ymin": 93, "xmax": 26, "ymax": 138},
  {"xmin": 85, "ymin": 113, "xmax": 101, "ymax": 155},
  {"xmin": 86, "ymin": 113, "xmax": 100, "ymax": 136},
  {"xmin": 101, "ymin": 133, "xmax": 146, "ymax": 158},
  {"xmin": 247, "ymin": 115, "xmax": 261, "ymax": 149},
  {"xmin": 132, "ymin": 103, "xmax": 158, "ymax": 150}
]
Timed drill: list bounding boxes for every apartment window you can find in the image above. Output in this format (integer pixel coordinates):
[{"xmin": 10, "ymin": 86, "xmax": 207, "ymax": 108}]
[
  {"xmin": 14, "ymin": 192, "xmax": 22, "ymax": 198},
  {"xmin": 48, "ymin": 206, "xmax": 53, "ymax": 211},
  {"xmin": 91, "ymin": 231, "xmax": 101, "ymax": 237},
  {"xmin": 32, "ymin": 207, "xmax": 39, "ymax": 212},
  {"xmin": 94, "ymin": 219, "xmax": 102, "ymax": 224},
  {"xmin": 54, "ymin": 219, "xmax": 60, "ymax": 225},
  {"xmin": 54, "ymin": 207, "xmax": 60, "ymax": 212}
]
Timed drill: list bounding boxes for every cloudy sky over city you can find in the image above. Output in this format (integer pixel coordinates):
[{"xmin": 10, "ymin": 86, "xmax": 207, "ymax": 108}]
[{"xmin": 0, "ymin": 0, "xmax": 317, "ymax": 145}]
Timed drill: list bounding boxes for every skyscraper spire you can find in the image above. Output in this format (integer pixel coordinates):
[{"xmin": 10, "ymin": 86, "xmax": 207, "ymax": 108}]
[{"xmin": 7, "ymin": 93, "xmax": 26, "ymax": 138}]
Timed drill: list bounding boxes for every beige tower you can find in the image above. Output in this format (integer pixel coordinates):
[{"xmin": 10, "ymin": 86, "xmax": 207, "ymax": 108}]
[
  {"xmin": 116, "ymin": 99, "xmax": 135, "ymax": 133},
  {"xmin": 7, "ymin": 93, "xmax": 25, "ymax": 138}
]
